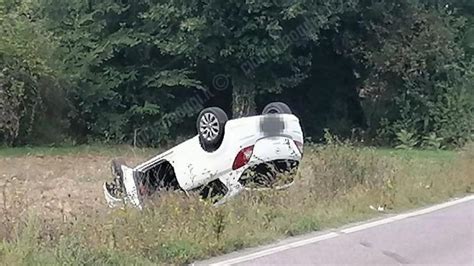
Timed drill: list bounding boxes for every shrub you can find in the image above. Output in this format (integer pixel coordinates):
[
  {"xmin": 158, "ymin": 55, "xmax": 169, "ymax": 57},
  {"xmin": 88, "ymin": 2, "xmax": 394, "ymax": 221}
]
[
  {"xmin": 395, "ymin": 130, "xmax": 419, "ymax": 150},
  {"xmin": 0, "ymin": 1, "xmax": 65, "ymax": 145}
]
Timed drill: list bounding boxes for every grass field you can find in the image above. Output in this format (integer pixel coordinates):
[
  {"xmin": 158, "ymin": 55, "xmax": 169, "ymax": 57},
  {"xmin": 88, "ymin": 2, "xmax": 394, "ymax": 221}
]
[
  {"xmin": 0, "ymin": 143, "xmax": 472, "ymax": 265},
  {"xmin": 0, "ymin": 145, "xmax": 158, "ymax": 157}
]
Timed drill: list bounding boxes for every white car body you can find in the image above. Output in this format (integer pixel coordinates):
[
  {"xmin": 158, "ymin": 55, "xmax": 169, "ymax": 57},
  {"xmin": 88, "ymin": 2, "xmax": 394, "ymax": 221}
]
[{"xmin": 104, "ymin": 113, "xmax": 304, "ymax": 208}]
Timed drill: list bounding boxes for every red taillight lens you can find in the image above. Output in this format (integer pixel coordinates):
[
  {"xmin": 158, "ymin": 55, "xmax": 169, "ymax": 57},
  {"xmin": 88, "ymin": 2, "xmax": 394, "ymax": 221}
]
[
  {"xmin": 294, "ymin": 140, "xmax": 304, "ymax": 155},
  {"xmin": 232, "ymin": 146, "xmax": 254, "ymax": 170}
]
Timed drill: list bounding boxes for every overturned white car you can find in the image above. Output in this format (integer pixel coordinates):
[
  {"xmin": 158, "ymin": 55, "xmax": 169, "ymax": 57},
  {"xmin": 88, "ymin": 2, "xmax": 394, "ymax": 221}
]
[{"xmin": 104, "ymin": 102, "xmax": 304, "ymax": 208}]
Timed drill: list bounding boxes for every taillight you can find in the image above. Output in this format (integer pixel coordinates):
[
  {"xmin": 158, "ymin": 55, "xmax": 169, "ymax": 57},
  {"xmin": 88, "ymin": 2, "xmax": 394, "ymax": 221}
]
[
  {"xmin": 294, "ymin": 140, "xmax": 304, "ymax": 155},
  {"xmin": 232, "ymin": 146, "xmax": 254, "ymax": 170}
]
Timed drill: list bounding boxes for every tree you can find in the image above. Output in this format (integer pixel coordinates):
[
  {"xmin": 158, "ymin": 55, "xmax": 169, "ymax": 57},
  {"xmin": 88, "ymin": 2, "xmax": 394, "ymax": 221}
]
[
  {"xmin": 40, "ymin": 0, "xmax": 204, "ymax": 144},
  {"xmin": 335, "ymin": 0, "xmax": 473, "ymax": 146},
  {"xmin": 0, "ymin": 0, "xmax": 63, "ymax": 145},
  {"xmin": 142, "ymin": 0, "xmax": 356, "ymax": 117},
  {"xmin": 4, "ymin": 0, "xmax": 468, "ymax": 147}
]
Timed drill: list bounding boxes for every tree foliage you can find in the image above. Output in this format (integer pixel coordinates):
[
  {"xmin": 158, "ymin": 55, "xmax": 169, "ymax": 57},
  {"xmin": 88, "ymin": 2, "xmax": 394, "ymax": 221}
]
[
  {"xmin": 0, "ymin": 0, "xmax": 64, "ymax": 145},
  {"xmin": 0, "ymin": 0, "xmax": 472, "ymax": 147},
  {"xmin": 335, "ymin": 0, "xmax": 473, "ymax": 146},
  {"xmin": 40, "ymin": 0, "xmax": 204, "ymax": 144},
  {"xmin": 141, "ymin": 0, "xmax": 357, "ymax": 117}
]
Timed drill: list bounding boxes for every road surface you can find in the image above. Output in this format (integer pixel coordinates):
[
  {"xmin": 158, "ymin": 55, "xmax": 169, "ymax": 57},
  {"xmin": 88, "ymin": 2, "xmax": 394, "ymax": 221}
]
[{"xmin": 199, "ymin": 196, "xmax": 474, "ymax": 265}]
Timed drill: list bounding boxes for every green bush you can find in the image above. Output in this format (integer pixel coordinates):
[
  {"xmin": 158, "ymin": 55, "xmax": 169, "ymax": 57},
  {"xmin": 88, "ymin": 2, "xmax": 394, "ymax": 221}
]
[
  {"xmin": 0, "ymin": 1, "xmax": 66, "ymax": 146},
  {"xmin": 387, "ymin": 80, "xmax": 474, "ymax": 148},
  {"xmin": 338, "ymin": 0, "xmax": 474, "ymax": 148},
  {"xmin": 395, "ymin": 130, "xmax": 419, "ymax": 150}
]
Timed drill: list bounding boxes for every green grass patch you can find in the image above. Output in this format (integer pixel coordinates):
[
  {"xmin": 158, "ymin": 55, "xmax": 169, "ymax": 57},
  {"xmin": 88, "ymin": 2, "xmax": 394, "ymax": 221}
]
[
  {"xmin": 374, "ymin": 148, "xmax": 456, "ymax": 162},
  {"xmin": 0, "ymin": 144, "xmax": 157, "ymax": 158}
]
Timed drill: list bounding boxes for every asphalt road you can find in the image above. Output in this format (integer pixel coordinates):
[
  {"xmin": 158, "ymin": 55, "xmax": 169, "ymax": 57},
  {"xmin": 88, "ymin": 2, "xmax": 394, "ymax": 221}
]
[{"xmin": 200, "ymin": 196, "xmax": 474, "ymax": 265}]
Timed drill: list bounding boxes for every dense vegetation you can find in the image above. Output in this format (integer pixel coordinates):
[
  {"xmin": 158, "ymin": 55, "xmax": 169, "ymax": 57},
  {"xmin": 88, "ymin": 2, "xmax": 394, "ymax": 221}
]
[{"xmin": 1, "ymin": 0, "xmax": 473, "ymax": 147}]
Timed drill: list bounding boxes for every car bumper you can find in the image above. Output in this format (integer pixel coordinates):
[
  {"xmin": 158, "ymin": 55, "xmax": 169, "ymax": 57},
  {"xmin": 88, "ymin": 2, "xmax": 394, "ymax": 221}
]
[
  {"xmin": 104, "ymin": 164, "xmax": 142, "ymax": 209},
  {"xmin": 250, "ymin": 136, "xmax": 302, "ymax": 165},
  {"xmin": 224, "ymin": 136, "xmax": 302, "ymax": 190}
]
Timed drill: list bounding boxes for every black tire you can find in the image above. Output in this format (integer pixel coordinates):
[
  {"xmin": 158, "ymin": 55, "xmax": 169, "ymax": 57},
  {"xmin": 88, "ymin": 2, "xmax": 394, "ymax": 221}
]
[
  {"xmin": 262, "ymin": 102, "xmax": 292, "ymax": 115},
  {"xmin": 196, "ymin": 107, "xmax": 228, "ymax": 152}
]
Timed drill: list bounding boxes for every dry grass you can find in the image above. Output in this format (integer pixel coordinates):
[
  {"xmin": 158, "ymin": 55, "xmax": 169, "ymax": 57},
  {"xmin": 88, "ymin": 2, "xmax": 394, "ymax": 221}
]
[{"xmin": 0, "ymin": 143, "xmax": 472, "ymax": 265}]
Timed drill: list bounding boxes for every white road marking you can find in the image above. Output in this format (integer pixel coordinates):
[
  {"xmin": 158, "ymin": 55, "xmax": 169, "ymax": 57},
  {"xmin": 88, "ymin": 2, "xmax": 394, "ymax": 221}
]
[{"xmin": 208, "ymin": 195, "xmax": 474, "ymax": 266}]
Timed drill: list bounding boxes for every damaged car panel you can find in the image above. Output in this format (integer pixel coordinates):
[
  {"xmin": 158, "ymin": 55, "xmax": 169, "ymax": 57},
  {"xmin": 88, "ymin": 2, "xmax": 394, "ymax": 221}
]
[{"xmin": 104, "ymin": 102, "xmax": 304, "ymax": 208}]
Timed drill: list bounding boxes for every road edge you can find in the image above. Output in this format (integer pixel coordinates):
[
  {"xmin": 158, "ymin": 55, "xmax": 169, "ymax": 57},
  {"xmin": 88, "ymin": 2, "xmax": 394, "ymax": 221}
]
[{"xmin": 194, "ymin": 194, "xmax": 474, "ymax": 266}]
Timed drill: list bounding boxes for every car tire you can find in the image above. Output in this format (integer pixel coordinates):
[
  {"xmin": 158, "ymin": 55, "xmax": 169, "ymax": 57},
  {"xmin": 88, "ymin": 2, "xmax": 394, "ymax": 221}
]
[
  {"xmin": 197, "ymin": 107, "xmax": 228, "ymax": 152},
  {"xmin": 262, "ymin": 102, "xmax": 292, "ymax": 114}
]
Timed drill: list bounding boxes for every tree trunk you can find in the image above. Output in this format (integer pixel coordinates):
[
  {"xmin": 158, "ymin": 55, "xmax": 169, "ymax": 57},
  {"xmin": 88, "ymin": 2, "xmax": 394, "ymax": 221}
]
[{"xmin": 231, "ymin": 76, "xmax": 256, "ymax": 118}]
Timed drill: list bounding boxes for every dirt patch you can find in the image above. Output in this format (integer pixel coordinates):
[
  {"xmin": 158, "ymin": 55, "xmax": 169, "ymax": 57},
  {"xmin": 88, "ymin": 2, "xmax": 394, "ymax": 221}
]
[{"xmin": 0, "ymin": 154, "xmax": 147, "ymax": 222}]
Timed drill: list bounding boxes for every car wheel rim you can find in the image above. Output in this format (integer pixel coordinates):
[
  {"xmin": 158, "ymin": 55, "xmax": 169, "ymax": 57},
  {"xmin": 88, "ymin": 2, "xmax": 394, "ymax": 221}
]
[{"xmin": 200, "ymin": 113, "xmax": 220, "ymax": 141}]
